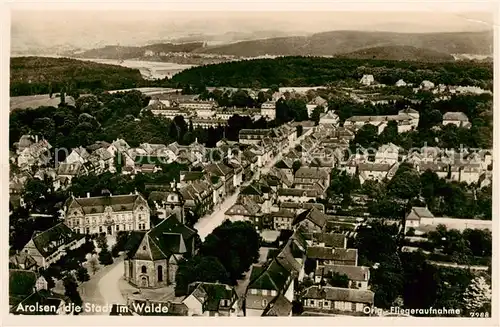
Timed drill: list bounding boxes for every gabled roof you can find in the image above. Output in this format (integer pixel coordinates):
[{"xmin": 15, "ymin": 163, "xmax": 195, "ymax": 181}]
[
  {"xmin": 67, "ymin": 194, "xmax": 148, "ymax": 215},
  {"xmin": 28, "ymin": 223, "xmax": 82, "ymax": 257},
  {"xmin": 295, "ymin": 167, "xmax": 329, "ymax": 180},
  {"xmin": 186, "ymin": 282, "xmax": 238, "ymax": 312},
  {"xmin": 406, "ymin": 207, "xmax": 434, "ymax": 221},
  {"xmin": 9, "ymin": 252, "xmax": 38, "ymax": 270},
  {"xmin": 293, "ymin": 208, "xmax": 327, "ymax": 229},
  {"xmin": 57, "ymin": 162, "xmax": 85, "ymax": 176},
  {"xmin": 247, "ymin": 259, "xmax": 291, "ymax": 292},
  {"xmin": 443, "ymin": 111, "xmax": 469, "ymax": 121},
  {"xmin": 132, "ymin": 215, "xmax": 197, "ymax": 261},
  {"xmin": 262, "ymin": 293, "xmax": 293, "ymax": 316},
  {"xmin": 307, "ymin": 247, "xmax": 358, "ymax": 263}
]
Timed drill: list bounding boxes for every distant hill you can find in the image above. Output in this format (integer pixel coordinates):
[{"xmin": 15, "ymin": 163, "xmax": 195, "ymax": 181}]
[
  {"xmin": 170, "ymin": 56, "xmax": 493, "ymax": 88},
  {"xmin": 194, "ymin": 30, "xmax": 493, "ymax": 57},
  {"xmin": 65, "ymin": 42, "xmax": 204, "ymax": 59},
  {"xmin": 335, "ymin": 45, "xmax": 455, "ymax": 62},
  {"xmin": 10, "ymin": 56, "xmax": 146, "ymax": 96}
]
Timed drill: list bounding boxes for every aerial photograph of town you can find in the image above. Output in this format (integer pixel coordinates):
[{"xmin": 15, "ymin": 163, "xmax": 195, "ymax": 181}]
[{"xmin": 7, "ymin": 6, "xmax": 495, "ymax": 320}]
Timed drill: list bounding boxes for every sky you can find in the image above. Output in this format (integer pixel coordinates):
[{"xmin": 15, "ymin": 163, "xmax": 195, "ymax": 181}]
[{"xmin": 10, "ymin": 9, "xmax": 494, "ymax": 52}]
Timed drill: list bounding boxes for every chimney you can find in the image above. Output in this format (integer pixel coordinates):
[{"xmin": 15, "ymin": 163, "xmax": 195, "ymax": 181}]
[
  {"xmin": 87, "ymin": 192, "xmax": 90, "ymax": 198},
  {"xmin": 35, "ymin": 135, "xmax": 39, "ymax": 143}
]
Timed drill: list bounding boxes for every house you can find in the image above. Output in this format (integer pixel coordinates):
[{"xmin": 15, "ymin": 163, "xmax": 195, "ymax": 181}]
[
  {"xmin": 302, "ymin": 286, "xmax": 374, "ymax": 316},
  {"xmin": 343, "ymin": 111, "xmax": 418, "ymax": 135},
  {"xmin": 204, "ymin": 162, "xmax": 235, "ymax": 195},
  {"xmin": 307, "ymin": 247, "xmax": 358, "ymax": 267},
  {"xmin": 319, "ymin": 111, "xmax": 340, "ymax": 126},
  {"xmin": 395, "ymin": 79, "xmax": 407, "ymax": 87},
  {"xmin": 294, "ymin": 167, "xmax": 330, "ymax": 190},
  {"xmin": 64, "ymin": 147, "xmax": 90, "ymax": 164},
  {"xmin": 179, "ymin": 180, "xmax": 214, "ymax": 218},
  {"xmin": 9, "ymin": 252, "xmax": 39, "ymax": 271},
  {"xmin": 262, "ymin": 294, "xmax": 293, "ymax": 316},
  {"xmin": 9, "ymin": 269, "xmax": 68, "ymax": 315},
  {"xmin": 271, "ymin": 209, "xmax": 295, "ymax": 230},
  {"xmin": 292, "ymin": 208, "xmax": 327, "ymax": 232},
  {"xmin": 303, "ymin": 232, "xmax": 347, "ymax": 249},
  {"xmin": 148, "ymin": 189, "xmax": 185, "ymax": 221},
  {"xmin": 178, "ymin": 100, "xmax": 216, "ymax": 110},
  {"xmin": 88, "ymin": 147, "xmax": 115, "ymax": 174},
  {"xmin": 374, "ymin": 143, "xmax": 400, "ymax": 165},
  {"xmin": 420, "ymin": 80, "xmax": 435, "ymax": 90},
  {"xmin": 459, "ymin": 163, "xmax": 482, "ymax": 184},
  {"xmin": 21, "ymin": 223, "xmax": 85, "ymax": 268},
  {"xmin": 225, "ymin": 196, "xmax": 261, "ymax": 227},
  {"xmin": 442, "ymin": 112, "xmax": 470, "ymax": 128},
  {"xmin": 239, "ymin": 129, "xmax": 272, "ymax": 145},
  {"xmin": 107, "ymin": 138, "xmax": 131, "ymax": 157},
  {"xmin": 57, "ymin": 162, "xmax": 88, "ymax": 184},
  {"xmin": 280, "ymin": 202, "xmax": 325, "ymax": 215},
  {"xmin": 357, "ymin": 162, "xmax": 399, "ymax": 184},
  {"xmin": 16, "ymin": 136, "xmax": 52, "ymax": 170},
  {"xmin": 405, "ymin": 206, "xmax": 434, "ymax": 231},
  {"xmin": 182, "ymin": 282, "xmax": 239, "ymax": 316},
  {"xmin": 64, "ymin": 192, "xmax": 151, "ymax": 235},
  {"xmin": 416, "ymin": 162, "xmax": 450, "ymax": 179},
  {"xmin": 360, "ymin": 75, "xmax": 375, "ymax": 86},
  {"xmin": 277, "ymin": 188, "xmax": 319, "ymax": 203},
  {"xmin": 124, "ymin": 214, "xmax": 197, "ymax": 288},
  {"xmin": 306, "ymin": 96, "xmax": 328, "ymax": 117},
  {"xmin": 244, "ymin": 259, "xmax": 294, "ymax": 316},
  {"xmin": 261, "ymin": 101, "xmax": 276, "ymax": 120},
  {"xmin": 314, "ymin": 265, "xmax": 370, "ymax": 290}
]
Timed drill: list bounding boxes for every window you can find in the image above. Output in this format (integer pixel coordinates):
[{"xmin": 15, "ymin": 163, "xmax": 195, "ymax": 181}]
[
  {"xmin": 141, "ymin": 266, "xmax": 147, "ymax": 274},
  {"xmin": 358, "ymin": 282, "xmax": 362, "ymax": 288},
  {"xmin": 116, "ymin": 225, "xmax": 120, "ymax": 231},
  {"xmin": 250, "ymin": 289, "xmax": 257, "ymax": 295},
  {"xmin": 157, "ymin": 265, "xmax": 163, "ymax": 282},
  {"xmin": 270, "ymin": 290, "xmax": 277, "ymax": 296},
  {"xmin": 99, "ymin": 226, "xmax": 103, "ymax": 233},
  {"xmin": 262, "ymin": 299, "xmax": 268, "ymax": 307},
  {"xmin": 142, "ymin": 246, "xmax": 146, "ymax": 250},
  {"xmin": 86, "ymin": 228, "xmax": 90, "ymax": 234},
  {"xmin": 262, "ymin": 290, "xmax": 268, "ymax": 296}
]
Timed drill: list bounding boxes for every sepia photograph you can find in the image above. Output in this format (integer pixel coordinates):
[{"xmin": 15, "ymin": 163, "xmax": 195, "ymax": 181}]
[{"xmin": 4, "ymin": 2, "xmax": 497, "ymax": 323}]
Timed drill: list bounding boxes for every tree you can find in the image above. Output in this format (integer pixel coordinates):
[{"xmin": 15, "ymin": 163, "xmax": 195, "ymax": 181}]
[
  {"xmin": 310, "ymin": 106, "xmax": 323, "ymax": 125},
  {"xmin": 327, "ymin": 272, "xmax": 350, "ymax": 288},
  {"xmin": 63, "ymin": 276, "xmax": 83, "ymax": 313},
  {"xmin": 387, "ymin": 166, "xmax": 422, "ymax": 200},
  {"xmin": 88, "ymin": 257, "xmax": 99, "ymax": 275},
  {"xmin": 463, "ymin": 229, "xmax": 492, "ymax": 257},
  {"xmin": 98, "ymin": 244, "xmax": 113, "ymax": 265},
  {"xmin": 76, "ymin": 266, "xmax": 90, "ymax": 282},
  {"xmin": 200, "ymin": 220, "xmax": 260, "ymax": 282},
  {"xmin": 292, "ymin": 160, "xmax": 302, "ymax": 173},
  {"xmin": 463, "ymin": 276, "xmax": 492, "ymax": 312},
  {"xmin": 175, "ymin": 255, "xmax": 230, "ymax": 296}
]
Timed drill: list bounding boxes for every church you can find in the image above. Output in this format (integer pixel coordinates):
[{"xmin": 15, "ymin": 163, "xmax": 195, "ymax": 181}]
[
  {"xmin": 124, "ymin": 214, "xmax": 198, "ymax": 288},
  {"xmin": 64, "ymin": 191, "xmax": 151, "ymax": 235}
]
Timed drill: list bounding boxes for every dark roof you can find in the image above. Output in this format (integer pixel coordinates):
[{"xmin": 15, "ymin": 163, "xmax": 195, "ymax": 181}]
[
  {"xmin": 271, "ymin": 209, "xmax": 295, "ymax": 219},
  {"xmin": 295, "ymin": 167, "xmax": 329, "ymax": 180},
  {"xmin": 247, "ymin": 259, "xmax": 291, "ymax": 292},
  {"xmin": 67, "ymin": 194, "xmax": 148, "ymax": 215},
  {"xmin": 293, "ymin": 208, "xmax": 327, "ymax": 229},
  {"xmin": 307, "ymin": 247, "xmax": 357, "ymax": 263},
  {"xmin": 30, "ymin": 223, "xmax": 83, "ymax": 257},
  {"xmin": 304, "ymin": 286, "xmax": 374, "ymax": 304},
  {"xmin": 132, "ymin": 215, "xmax": 197, "ymax": 261},
  {"xmin": 262, "ymin": 293, "xmax": 293, "ymax": 316},
  {"xmin": 9, "ymin": 253, "xmax": 38, "ymax": 270},
  {"xmin": 9, "ymin": 269, "xmax": 36, "ymax": 297}
]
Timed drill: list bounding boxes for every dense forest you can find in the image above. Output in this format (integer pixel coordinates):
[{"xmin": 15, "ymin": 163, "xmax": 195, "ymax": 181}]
[
  {"xmin": 170, "ymin": 56, "xmax": 493, "ymax": 89},
  {"xmin": 10, "ymin": 57, "xmax": 149, "ymax": 96}
]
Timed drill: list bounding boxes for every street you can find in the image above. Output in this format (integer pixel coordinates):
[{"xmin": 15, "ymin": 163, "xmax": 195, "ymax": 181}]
[{"xmin": 78, "ymin": 256, "xmax": 126, "ymax": 315}]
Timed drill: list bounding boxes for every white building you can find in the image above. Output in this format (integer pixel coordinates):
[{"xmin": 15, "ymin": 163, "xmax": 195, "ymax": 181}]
[
  {"xmin": 64, "ymin": 192, "xmax": 151, "ymax": 235},
  {"xmin": 319, "ymin": 111, "xmax": 340, "ymax": 126},
  {"xmin": 375, "ymin": 143, "xmax": 400, "ymax": 165},
  {"xmin": 442, "ymin": 112, "xmax": 470, "ymax": 128},
  {"xmin": 395, "ymin": 79, "xmax": 407, "ymax": 87},
  {"xmin": 360, "ymin": 75, "xmax": 375, "ymax": 86},
  {"xmin": 261, "ymin": 101, "xmax": 276, "ymax": 120}
]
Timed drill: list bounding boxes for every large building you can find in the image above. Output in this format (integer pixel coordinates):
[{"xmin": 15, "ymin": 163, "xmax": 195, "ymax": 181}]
[
  {"xmin": 124, "ymin": 215, "xmax": 197, "ymax": 288},
  {"xmin": 64, "ymin": 192, "xmax": 151, "ymax": 235}
]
